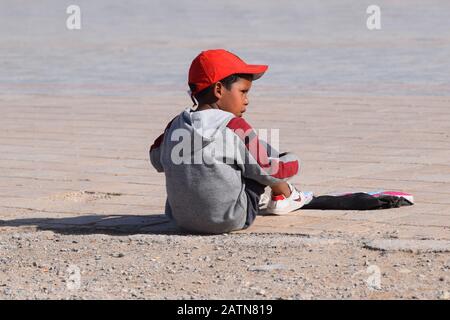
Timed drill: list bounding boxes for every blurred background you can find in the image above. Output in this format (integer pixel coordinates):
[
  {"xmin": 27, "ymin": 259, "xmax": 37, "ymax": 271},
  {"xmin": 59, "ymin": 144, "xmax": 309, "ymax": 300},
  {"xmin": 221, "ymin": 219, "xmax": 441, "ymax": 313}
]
[{"xmin": 1, "ymin": 0, "xmax": 449, "ymax": 98}]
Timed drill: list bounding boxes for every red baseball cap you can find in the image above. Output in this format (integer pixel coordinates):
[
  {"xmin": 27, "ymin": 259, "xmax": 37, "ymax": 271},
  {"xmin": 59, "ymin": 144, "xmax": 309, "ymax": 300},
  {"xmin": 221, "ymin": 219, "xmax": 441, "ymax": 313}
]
[{"xmin": 188, "ymin": 49, "xmax": 268, "ymax": 95}]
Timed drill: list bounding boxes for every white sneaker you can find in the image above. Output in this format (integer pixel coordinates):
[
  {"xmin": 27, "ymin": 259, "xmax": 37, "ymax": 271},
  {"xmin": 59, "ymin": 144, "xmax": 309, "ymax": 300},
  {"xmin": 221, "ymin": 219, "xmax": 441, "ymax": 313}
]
[
  {"xmin": 263, "ymin": 183, "xmax": 313, "ymax": 215},
  {"xmin": 258, "ymin": 193, "xmax": 271, "ymax": 209}
]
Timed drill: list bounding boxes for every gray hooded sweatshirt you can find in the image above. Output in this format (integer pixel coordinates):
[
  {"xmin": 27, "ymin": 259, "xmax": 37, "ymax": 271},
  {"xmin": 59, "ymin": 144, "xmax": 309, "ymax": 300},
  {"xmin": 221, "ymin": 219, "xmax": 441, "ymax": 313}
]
[{"xmin": 150, "ymin": 107, "xmax": 300, "ymax": 234}]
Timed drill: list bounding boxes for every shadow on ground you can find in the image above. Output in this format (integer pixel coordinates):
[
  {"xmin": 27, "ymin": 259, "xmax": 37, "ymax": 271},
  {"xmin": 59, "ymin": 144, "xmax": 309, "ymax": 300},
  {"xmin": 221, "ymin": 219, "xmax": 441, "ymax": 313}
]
[{"xmin": 0, "ymin": 214, "xmax": 193, "ymax": 236}]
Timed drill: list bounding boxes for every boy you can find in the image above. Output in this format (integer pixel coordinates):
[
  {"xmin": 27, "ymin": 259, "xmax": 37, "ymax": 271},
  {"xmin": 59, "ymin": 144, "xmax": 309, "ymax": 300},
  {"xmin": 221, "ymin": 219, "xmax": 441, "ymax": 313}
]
[{"xmin": 149, "ymin": 49, "xmax": 311, "ymax": 234}]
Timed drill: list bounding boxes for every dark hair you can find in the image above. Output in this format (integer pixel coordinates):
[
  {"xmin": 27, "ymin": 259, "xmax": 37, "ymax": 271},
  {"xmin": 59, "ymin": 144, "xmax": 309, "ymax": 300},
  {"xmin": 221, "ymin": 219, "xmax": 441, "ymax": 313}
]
[{"xmin": 190, "ymin": 73, "xmax": 253, "ymax": 103}]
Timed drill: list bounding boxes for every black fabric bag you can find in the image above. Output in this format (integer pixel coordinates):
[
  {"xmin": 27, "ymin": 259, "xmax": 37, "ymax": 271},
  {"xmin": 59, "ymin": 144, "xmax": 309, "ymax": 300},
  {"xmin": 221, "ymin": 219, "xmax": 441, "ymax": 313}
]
[{"xmin": 302, "ymin": 192, "xmax": 413, "ymax": 210}]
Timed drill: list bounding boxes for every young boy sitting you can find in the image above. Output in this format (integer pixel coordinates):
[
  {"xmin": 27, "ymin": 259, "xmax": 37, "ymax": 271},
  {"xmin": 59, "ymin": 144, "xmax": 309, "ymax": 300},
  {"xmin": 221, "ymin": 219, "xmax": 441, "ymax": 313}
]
[{"xmin": 149, "ymin": 49, "xmax": 311, "ymax": 234}]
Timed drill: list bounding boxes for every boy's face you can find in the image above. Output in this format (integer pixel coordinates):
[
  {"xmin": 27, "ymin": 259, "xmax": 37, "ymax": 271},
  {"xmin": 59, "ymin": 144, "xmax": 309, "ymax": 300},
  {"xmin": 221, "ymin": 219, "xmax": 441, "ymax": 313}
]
[{"xmin": 216, "ymin": 77, "xmax": 252, "ymax": 118}]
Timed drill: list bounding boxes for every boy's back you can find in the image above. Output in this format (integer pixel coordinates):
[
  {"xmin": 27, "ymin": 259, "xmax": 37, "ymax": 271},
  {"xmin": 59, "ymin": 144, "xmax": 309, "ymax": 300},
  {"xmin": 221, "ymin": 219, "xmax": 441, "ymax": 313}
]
[{"xmin": 152, "ymin": 107, "xmax": 248, "ymax": 233}]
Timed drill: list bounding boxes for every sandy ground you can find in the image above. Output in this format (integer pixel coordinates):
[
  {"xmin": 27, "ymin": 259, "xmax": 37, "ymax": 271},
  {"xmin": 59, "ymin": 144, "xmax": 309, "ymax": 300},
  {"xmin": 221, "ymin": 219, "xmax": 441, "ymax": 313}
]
[
  {"xmin": 1, "ymin": 230, "xmax": 450, "ymax": 300},
  {"xmin": 1, "ymin": 0, "xmax": 450, "ymax": 299}
]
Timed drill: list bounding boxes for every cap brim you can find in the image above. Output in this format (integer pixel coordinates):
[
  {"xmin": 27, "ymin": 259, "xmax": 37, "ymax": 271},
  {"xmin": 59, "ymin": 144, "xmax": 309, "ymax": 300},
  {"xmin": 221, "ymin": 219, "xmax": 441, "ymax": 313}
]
[{"xmin": 241, "ymin": 64, "xmax": 268, "ymax": 80}]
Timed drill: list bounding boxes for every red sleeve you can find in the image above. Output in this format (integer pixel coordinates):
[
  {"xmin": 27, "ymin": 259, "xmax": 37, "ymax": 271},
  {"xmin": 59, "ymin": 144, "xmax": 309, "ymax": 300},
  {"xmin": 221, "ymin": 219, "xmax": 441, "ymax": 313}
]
[{"xmin": 226, "ymin": 117, "xmax": 298, "ymax": 179}]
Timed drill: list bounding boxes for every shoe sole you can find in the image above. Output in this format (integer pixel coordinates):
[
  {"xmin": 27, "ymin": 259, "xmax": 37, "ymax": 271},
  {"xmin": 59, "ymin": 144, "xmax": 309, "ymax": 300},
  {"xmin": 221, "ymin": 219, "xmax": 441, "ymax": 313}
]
[{"xmin": 262, "ymin": 198, "xmax": 305, "ymax": 215}]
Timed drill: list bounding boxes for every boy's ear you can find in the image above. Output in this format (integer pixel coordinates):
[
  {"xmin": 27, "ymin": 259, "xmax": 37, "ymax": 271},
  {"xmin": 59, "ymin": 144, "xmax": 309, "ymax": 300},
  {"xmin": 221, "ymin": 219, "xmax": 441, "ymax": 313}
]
[{"xmin": 213, "ymin": 82, "xmax": 224, "ymax": 99}]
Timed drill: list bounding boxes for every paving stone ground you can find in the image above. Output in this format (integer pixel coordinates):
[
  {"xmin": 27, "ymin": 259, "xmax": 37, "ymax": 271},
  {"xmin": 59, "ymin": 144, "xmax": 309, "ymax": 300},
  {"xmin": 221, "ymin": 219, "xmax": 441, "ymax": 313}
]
[{"xmin": 1, "ymin": 94, "xmax": 449, "ymax": 241}]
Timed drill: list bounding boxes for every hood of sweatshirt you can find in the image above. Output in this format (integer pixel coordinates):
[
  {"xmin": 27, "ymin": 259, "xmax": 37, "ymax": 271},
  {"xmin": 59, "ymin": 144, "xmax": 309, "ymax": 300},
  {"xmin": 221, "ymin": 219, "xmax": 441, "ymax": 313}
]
[{"xmin": 178, "ymin": 107, "xmax": 235, "ymax": 153}]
